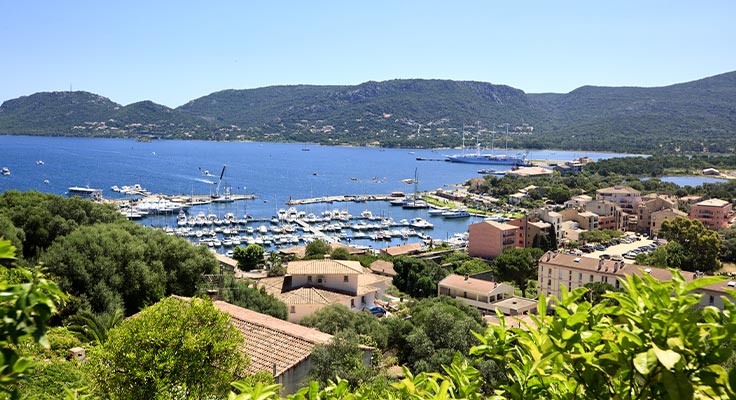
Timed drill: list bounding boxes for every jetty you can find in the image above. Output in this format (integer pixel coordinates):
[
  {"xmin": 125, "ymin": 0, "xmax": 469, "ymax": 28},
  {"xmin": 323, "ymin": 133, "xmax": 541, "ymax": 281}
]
[{"xmin": 286, "ymin": 194, "xmax": 394, "ymax": 206}]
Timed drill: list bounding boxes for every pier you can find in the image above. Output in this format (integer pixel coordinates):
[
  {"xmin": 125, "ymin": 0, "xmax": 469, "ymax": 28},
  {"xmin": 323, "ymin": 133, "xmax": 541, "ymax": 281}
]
[{"xmin": 286, "ymin": 194, "xmax": 395, "ymax": 206}]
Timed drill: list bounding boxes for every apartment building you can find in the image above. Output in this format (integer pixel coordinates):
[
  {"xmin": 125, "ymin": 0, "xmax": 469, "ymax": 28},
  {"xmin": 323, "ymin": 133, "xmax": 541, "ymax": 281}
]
[
  {"xmin": 538, "ymin": 252, "xmax": 734, "ymax": 310},
  {"xmin": 596, "ymin": 185, "xmax": 642, "ymax": 213},
  {"xmin": 637, "ymin": 194, "xmax": 678, "ymax": 234},
  {"xmin": 468, "ymin": 221, "xmax": 520, "ymax": 259},
  {"xmin": 689, "ymin": 198, "xmax": 733, "ymax": 230}
]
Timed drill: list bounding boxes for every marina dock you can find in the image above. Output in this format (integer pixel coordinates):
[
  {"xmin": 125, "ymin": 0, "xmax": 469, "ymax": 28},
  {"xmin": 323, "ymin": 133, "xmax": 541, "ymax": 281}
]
[{"xmin": 286, "ymin": 194, "xmax": 395, "ymax": 205}]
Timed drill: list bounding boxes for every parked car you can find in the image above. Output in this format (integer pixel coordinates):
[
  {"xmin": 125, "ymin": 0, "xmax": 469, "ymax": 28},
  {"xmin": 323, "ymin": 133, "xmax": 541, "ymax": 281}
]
[{"xmin": 363, "ymin": 305, "xmax": 386, "ymax": 317}]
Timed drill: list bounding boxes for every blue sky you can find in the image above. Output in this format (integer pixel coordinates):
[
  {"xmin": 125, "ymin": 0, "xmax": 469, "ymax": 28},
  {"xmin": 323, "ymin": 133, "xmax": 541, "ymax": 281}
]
[{"xmin": 1, "ymin": 1, "xmax": 734, "ymax": 107}]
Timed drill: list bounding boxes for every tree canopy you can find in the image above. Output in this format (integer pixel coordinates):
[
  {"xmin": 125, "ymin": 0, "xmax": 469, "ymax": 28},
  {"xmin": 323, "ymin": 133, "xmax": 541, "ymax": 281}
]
[
  {"xmin": 492, "ymin": 247, "xmax": 543, "ymax": 297},
  {"xmin": 299, "ymin": 304, "xmax": 389, "ymax": 349},
  {"xmin": 41, "ymin": 222, "xmax": 217, "ymax": 315},
  {"xmin": 89, "ymin": 297, "xmax": 248, "ymax": 399},
  {"xmin": 659, "ymin": 216, "xmax": 722, "ymax": 272},
  {"xmin": 233, "ymin": 244, "xmax": 264, "ymax": 271},
  {"xmin": 392, "ymin": 256, "xmax": 448, "ymax": 298}
]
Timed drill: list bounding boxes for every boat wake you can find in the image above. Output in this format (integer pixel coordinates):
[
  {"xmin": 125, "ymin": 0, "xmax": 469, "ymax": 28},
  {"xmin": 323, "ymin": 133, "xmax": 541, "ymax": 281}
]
[{"xmin": 194, "ymin": 178, "xmax": 216, "ymax": 185}]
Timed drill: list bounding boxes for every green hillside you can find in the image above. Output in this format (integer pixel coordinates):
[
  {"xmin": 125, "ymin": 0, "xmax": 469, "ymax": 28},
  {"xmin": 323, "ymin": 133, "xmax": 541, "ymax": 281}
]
[{"xmin": 1, "ymin": 71, "xmax": 735, "ymax": 153}]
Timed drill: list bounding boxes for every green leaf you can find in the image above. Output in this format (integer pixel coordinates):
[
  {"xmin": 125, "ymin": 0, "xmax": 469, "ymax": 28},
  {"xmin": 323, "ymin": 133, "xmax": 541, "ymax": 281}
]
[
  {"xmin": 634, "ymin": 349, "xmax": 657, "ymax": 375},
  {"xmin": 662, "ymin": 370, "xmax": 694, "ymax": 400},
  {"xmin": 652, "ymin": 343, "xmax": 681, "ymax": 370},
  {"xmin": 683, "ymin": 275, "xmax": 727, "ymax": 294}
]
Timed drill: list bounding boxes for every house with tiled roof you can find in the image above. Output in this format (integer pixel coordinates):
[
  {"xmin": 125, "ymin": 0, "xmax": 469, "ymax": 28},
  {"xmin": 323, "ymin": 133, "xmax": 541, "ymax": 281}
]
[
  {"xmin": 212, "ymin": 300, "xmax": 373, "ymax": 394},
  {"xmin": 437, "ymin": 274, "xmax": 517, "ymax": 314},
  {"xmin": 380, "ymin": 242, "xmax": 423, "ymax": 257},
  {"xmin": 256, "ymin": 257, "xmax": 392, "ymax": 322},
  {"xmin": 538, "ymin": 252, "xmax": 735, "ymax": 310},
  {"xmin": 369, "ymin": 259, "xmax": 396, "ymax": 277}
]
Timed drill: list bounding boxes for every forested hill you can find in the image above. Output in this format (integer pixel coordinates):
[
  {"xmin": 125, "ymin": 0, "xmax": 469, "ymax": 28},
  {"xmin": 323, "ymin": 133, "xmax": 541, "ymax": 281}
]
[{"xmin": 1, "ymin": 71, "xmax": 735, "ymax": 153}]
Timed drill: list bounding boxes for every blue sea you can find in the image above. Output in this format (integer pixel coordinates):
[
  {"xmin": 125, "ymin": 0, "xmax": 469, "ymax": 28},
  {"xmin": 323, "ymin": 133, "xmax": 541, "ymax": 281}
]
[{"xmin": 1, "ymin": 136, "xmax": 642, "ymax": 251}]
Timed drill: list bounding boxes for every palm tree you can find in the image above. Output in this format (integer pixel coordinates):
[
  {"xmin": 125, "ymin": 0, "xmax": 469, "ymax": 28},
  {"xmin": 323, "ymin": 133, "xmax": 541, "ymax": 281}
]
[{"xmin": 66, "ymin": 308, "xmax": 124, "ymax": 344}]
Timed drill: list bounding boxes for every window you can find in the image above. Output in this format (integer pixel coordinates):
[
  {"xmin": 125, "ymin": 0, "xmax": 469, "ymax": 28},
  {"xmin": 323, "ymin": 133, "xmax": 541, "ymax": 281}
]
[
  {"xmin": 548, "ymin": 267, "xmax": 552, "ymax": 276},
  {"xmin": 350, "ymin": 299, "xmax": 355, "ymax": 308},
  {"xmin": 709, "ymin": 295, "xmax": 714, "ymax": 305},
  {"xmin": 589, "ymin": 274, "xmax": 593, "ymax": 282},
  {"xmin": 578, "ymin": 272, "xmax": 583, "ymax": 281},
  {"xmin": 547, "ymin": 279, "xmax": 551, "ymax": 287},
  {"xmin": 361, "ymin": 296, "xmax": 365, "ymax": 304},
  {"xmin": 463, "ymin": 291, "xmax": 467, "ymax": 298},
  {"xmin": 568, "ymin": 270, "xmax": 572, "ymax": 281},
  {"xmin": 290, "ymin": 306, "xmax": 295, "ymax": 314},
  {"xmin": 307, "ymin": 276, "xmax": 312, "ymax": 283},
  {"xmin": 343, "ymin": 276, "xmax": 349, "ymax": 283},
  {"xmin": 615, "ymin": 279, "xmax": 620, "ymax": 289},
  {"xmin": 603, "ymin": 276, "xmax": 608, "ymax": 283},
  {"xmin": 559, "ymin": 270, "xmax": 563, "ymax": 279}
]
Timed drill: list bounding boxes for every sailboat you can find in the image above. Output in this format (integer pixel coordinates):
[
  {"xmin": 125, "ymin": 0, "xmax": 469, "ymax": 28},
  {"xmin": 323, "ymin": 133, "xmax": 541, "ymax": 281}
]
[
  {"xmin": 445, "ymin": 124, "xmax": 530, "ymax": 166},
  {"xmin": 212, "ymin": 165, "xmax": 234, "ymax": 203},
  {"xmin": 402, "ymin": 168, "xmax": 428, "ymax": 209}
]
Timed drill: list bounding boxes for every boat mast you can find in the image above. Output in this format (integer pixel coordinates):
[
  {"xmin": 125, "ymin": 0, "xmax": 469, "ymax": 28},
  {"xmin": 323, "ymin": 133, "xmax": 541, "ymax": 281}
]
[
  {"xmin": 214, "ymin": 165, "xmax": 226, "ymax": 198},
  {"xmin": 505, "ymin": 123, "xmax": 510, "ymax": 151}
]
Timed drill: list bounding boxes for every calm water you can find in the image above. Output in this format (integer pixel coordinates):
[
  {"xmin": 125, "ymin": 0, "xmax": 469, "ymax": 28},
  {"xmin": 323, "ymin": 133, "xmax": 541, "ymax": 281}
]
[
  {"xmin": 641, "ymin": 176, "xmax": 728, "ymax": 187},
  {"xmin": 1, "ymin": 136, "xmax": 642, "ymax": 250}
]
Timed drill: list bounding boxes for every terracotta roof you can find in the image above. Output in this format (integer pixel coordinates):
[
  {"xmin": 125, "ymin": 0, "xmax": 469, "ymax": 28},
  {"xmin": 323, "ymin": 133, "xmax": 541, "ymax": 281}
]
[
  {"xmin": 163, "ymin": 298, "xmax": 332, "ymax": 377},
  {"xmin": 279, "ymin": 287, "xmax": 352, "ymax": 305},
  {"xmin": 539, "ymin": 252, "xmax": 734, "ymax": 296},
  {"xmin": 438, "ymin": 274, "xmax": 514, "ymax": 295},
  {"xmin": 695, "ymin": 198, "xmax": 730, "ymax": 207},
  {"xmin": 382, "ymin": 242, "xmax": 423, "ymax": 257},
  {"xmin": 213, "ymin": 253, "xmax": 238, "ymax": 268},
  {"xmin": 286, "ymin": 259, "xmax": 364, "ymax": 275},
  {"xmin": 507, "ymin": 167, "xmax": 553, "ymax": 177},
  {"xmin": 255, "ymin": 276, "xmax": 355, "ymax": 305},
  {"xmin": 278, "ymin": 243, "xmax": 366, "ymax": 259},
  {"xmin": 473, "ymin": 220, "xmax": 518, "ymax": 231},
  {"xmin": 357, "ymin": 273, "xmax": 392, "ymax": 296},
  {"xmin": 596, "ymin": 185, "xmax": 640, "ymax": 195},
  {"xmin": 370, "ymin": 260, "xmax": 396, "ymax": 276},
  {"xmin": 651, "ymin": 208, "xmax": 687, "ymax": 217}
]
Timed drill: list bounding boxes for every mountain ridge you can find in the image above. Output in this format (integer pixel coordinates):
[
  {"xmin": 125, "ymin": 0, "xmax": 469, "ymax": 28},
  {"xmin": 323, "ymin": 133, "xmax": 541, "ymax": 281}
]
[{"xmin": 1, "ymin": 71, "xmax": 735, "ymax": 153}]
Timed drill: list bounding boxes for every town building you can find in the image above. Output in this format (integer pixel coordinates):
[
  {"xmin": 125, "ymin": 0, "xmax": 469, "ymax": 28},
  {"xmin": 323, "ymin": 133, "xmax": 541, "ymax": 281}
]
[
  {"xmin": 689, "ymin": 198, "xmax": 733, "ymax": 230},
  {"xmin": 595, "ymin": 185, "xmax": 642, "ymax": 213},
  {"xmin": 508, "ymin": 216, "xmax": 553, "ymax": 248},
  {"xmin": 586, "ymin": 199, "xmax": 626, "ymax": 231},
  {"xmin": 537, "ymin": 252, "xmax": 734, "ymax": 310},
  {"xmin": 257, "ymin": 258, "xmax": 391, "ymax": 322},
  {"xmin": 560, "ymin": 208, "xmax": 599, "ymax": 231},
  {"xmin": 212, "ymin": 300, "xmax": 373, "ymax": 394},
  {"xmin": 564, "ymin": 194, "xmax": 593, "ymax": 209},
  {"xmin": 650, "ymin": 208, "xmax": 688, "ymax": 236},
  {"xmin": 380, "ymin": 242, "xmax": 423, "ymax": 257},
  {"xmin": 637, "ymin": 194, "xmax": 678, "ymax": 234},
  {"xmin": 535, "ymin": 208, "xmax": 564, "ymax": 244},
  {"xmin": 506, "ymin": 166, "xmax": 554, "ymax": 178},
  {"xmin": 437, "ymin": 274, "xmax": 517, "ymax": 314},
  {"xmin": 467, "ymin": 221, "xmax": 520, "ymax": 259},
  {"xmin": 679, "ymin": 195, "xmax": 704, "ymax": 206}
]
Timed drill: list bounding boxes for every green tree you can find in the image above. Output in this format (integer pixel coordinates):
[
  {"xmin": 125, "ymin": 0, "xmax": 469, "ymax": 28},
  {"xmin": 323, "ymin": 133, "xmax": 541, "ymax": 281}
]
[
  {"xmin": 299, "ymin": 304, "xmax": 389, "ymax": 349},
  {"xmin": 581, "ymin": 281, "xmax": 619, "ymax": 304},
  {"xmin": 492, "ymin": 247, "xmax": 543, "ymax": 297},
  {"xmin": 41, "ymin": 223, "xmax": 216, "ymax": 315},
  {"xmin": 220, "ymin": 276, "xmax": 288, "ymax": 320},
  {"xmin": 233, "ymin": 244, "xmax": 265, "ymax": 271},
  {"xmin": 65, "ymin": 308, "xmax": 124, "ymax": 344},
  {"xmin": 330, "ymin": 247, "xmax": 351, "ymax": 260},
  {"xmin": 454, "ymin": 259, "xmax": 490, "ymax": 276},
  {"xmin": 387, "ymin": 296, "xmax": 486, "ymax": 373},
  {"xmin": 392, "ymin": 256, "xmax": 448, "ymax": 298},
  {"xmin": 308, "ymin": 331, "xmax": 372, "ymax": 388},
  {"xmin": 88, "ymin": 296, "xmax": 248, "ymax": 399},
  {"xmin": 660, "ymin": 216, "xmax": 722, "ymax": 272},
  {"xmin": 305, "ymin": 239, "xmax": 331, "ymax": 259},
  {"xmin": 472, "ymin": 271, "xmax": 736, "ymax": 399},
  {"xmin": 0, "ymin": 239, "xmax": 65, "ymax": 396},
  {"xmin": 720, "ymin": 226, "xmax": 736, "ymax": 262}
]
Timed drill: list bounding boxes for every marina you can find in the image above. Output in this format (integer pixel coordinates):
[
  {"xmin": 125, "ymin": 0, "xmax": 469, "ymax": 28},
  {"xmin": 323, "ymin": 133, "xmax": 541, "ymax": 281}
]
[{"xmin": 1, "ymin": 136, "xmax": 644, "ymax": 253}]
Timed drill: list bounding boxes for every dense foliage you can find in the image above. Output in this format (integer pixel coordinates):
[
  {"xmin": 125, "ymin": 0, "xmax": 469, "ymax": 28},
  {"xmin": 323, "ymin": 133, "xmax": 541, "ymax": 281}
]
[
  {"xmin": 392, "ymin": 256, "xmax": 449, "ymax": 298},
  {"xmin": 219, "ymin": 275, "xmax": 288, "ymax": 320},
  {"xmin": 491, "ymin": 248, "xmax": 543, "ymax": 297},
  {"xmin": 0, "ymin": 190, "xmax": 122, "ymax": 260},
  {"xmin": 385, "ymin": 296, "xmax": 487, "ymax": 374},
  {"xmin": 232, "ymin": 244, "xmax": 264, "ymax": 271},
  {"xmin": 40, "ymin": 222, "xmax": 217, "ymax": 315},
  {"xmin": 88, "ymin": 297, "xmax": 248, "ymax": 399},
  {"xmin": 0, "ymin": 239, "xmax": 65, "ymax": 397},
  {"xmin": 4, "ymin": 72, "xmax": 736, "ymax": 152},
  {"xmin": 658, "ymin": 217, "xmax": 723, "ymax": 272},
  {"xmin": 299, "ymin": 304, "xmax": 389, "ymax": 349},
  {"xmin": 231, "ymin": 272, "xmax": 736, "ymax": 399}
]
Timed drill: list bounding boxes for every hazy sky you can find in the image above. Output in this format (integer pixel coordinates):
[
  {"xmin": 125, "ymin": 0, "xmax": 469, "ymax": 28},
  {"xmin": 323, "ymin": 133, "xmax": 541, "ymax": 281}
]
[{"xmin": 2, "ymin": 1, "xmax": 734, "ymax": 107}]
